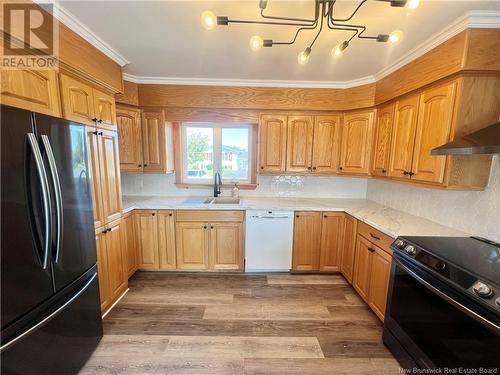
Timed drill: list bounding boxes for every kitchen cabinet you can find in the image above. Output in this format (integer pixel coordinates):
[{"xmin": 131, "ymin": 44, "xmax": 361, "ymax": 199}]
[
  {"xmin": 339, "ymin": 110, "xmax": 375, "ymax": 175},
  {"xmin": 95, "ymin": 220, "xmax": 127, "ymax": 314},
  {"xmin": 142, "ymin": 110, "xmax": 168, "ymax": 173},
  {"xmin": 388, "ymin": 94, "xmax": 420, "ymax": 180},
  {"xmin": 339, "ymin": 214, "xmax": 358, "ymax": 283},
  {"xmin": 135, "ymin": 210, "xmax": 160, "ymax": 270},
  {"xmin": 312, "ymin": 115, "xmax": 341, "ymax": 174},
  {"xmin": 175, "ymin": 210, "xmax": 245, "ymax": 271},
  {"xmin": 371, "ymin": 104, "xmax": 395, "ymax": 177},
  {"xmin": 92, "ymin": 88, "xmax": 116, "ymax": 128},
  {"xmin": 319, "ymin": 213, "xmax": 344, "ymax": 272},
  {"xmin": 0, "ymin": 69, "xmax": 61, "ymax": 117},
  {"xmin": 292, "ymin": 212, "xmax": 322, "ymax": 272},
  {"xmin": 368, "ymin": 245, "xmax": 392, "ymax": 320},
  {"xmin": 259, "ymin": 114, "xmax": 288, "ymax": 173},
  {"xmin": 121, "ymin": 211, "xmax": 138, "ymax": 278},
  {"xmin": 286, "ymin": 115, "xmax": 314, "ymax": 173},
  {"xmin": 87, "ymin": 129, "xmax": 106, "ymax": 229},
  {"xmin": 352, "ymin": 235, "xmax": 374, "ymax": 301},
  {"xmin": 158, "ymin": 210, "xmax": 177, "ymax": 270},
  {"xmin": 116, "ymin": 106, "xmax": 143, "ymax": 173}
]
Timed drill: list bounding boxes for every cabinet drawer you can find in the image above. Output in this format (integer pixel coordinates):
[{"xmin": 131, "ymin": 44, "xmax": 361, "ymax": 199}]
[
  {"xmin": 357, "ymin": 221, "xmax": 393, "ymax": 253},
  {"xmin": 175, "ymin": 210, "xmax": 244, "ymax": 223}
]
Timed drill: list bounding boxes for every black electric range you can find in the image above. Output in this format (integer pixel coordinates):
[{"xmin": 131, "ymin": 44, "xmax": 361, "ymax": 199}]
[{"xmin": 383, "ymin": 236, "xmax": 500, "ymax": 371}]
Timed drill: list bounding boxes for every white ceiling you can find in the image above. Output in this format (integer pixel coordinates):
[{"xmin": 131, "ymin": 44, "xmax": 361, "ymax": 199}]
[{"xmin": 59, "ymin": 1, "xmax": 500, "ymax": 84}]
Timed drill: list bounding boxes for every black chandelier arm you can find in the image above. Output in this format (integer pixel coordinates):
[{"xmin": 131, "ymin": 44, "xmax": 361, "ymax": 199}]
[
  {"xmin": 330, "ymin": 0, "xmax": 368, "ymax": 22},
  {"xmin": 259, "ymin": 0, "xmax": 320, "ymax": 25},
  {"xmin": 269, "ymin": 21, "xmax": 319, "ymax": 46},
  {"xmin": 307, "ymin": 4, "xmax": 325, "ymax": 49},
  {"xmin": 225, "ymin": 18, "xmax": 317, "ymax": 27},
  {"xmin": 329, "ymin": 19, "xmax": 380, "ymax": 40},
  {"xmin": 326, "ymin": 22, "xmax": 360, "ymax": 42}
]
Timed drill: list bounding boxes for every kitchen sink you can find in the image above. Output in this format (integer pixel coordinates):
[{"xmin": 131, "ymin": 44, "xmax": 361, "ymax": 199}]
[{"xmin": 204, "ymin": 197, "xmax": 241, "ymax": 204}]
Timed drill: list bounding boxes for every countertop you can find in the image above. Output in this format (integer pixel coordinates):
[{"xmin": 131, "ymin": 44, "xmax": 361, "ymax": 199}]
[{"xmin": 122, "ymin": 195, "xmax": 468, "ymax": 239}]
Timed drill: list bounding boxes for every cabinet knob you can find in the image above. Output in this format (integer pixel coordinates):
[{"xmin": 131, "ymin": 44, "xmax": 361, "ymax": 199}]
[
  {"xmin": 101, "ymin": 230, "xmax": 107, "ymax": 234},
  {"xmin": 339, "ymin": 167, "xmax": 343, "ymax": 170},
  {"xmin": 312, "ymin": 167, "xmax": 317, "ymax": 170},
  {"xmin": 204, "ymin": 225, "xmax": 207, "ymax": 229},
  {"xmin": 138, "ymin": 164, "xmax": 142, "ymax": 167},
  {"xmin": 92, "ymin": 118, "xmax": 98, "ymax": 122},
  {"xmin": 260, "ymin": 166, "xmax": 264, "ymax": 170},
  {"xmin": 382, "ymin": 169, "xmax": 387, "ymax": 174},
  {"xmin": 408, "ymin": 171, "xmax": 415, "ymax": 176},
  {"xmin": 296, "ymin": 215, "xmax": 299, "ymax": 218},
  {"xmin": 98, "ymin": 132, "xmax": 103, "ymax": 136},
  {"xmin": 152, "ymin": 213, "xmax": 155, "ymax": 216},
  {"xmin": 307, "ymin": 167, "xmax": 311, "ymax": 170},
  {"xmin": 92, "ymin": 130, "xmax": 98, "ymax": 135},
  {"xmin": 368, "ymin": 247, "xmax": 375, "ymax": 253},
  {"xmin": 169, "ymin": 213, "xmax": 173, "ymax": 217},
  {"xmin": 144, "ymin": 164, "xmax": 148, "ymax": 167},
  {"xmin": 210, "ymin": 225, "xmax": 214, "ymax": 229},
  {"xmin": 403, "ymin": 171, "xmax": 409, "ymax": 175},
  {"xmin": 324, "ymin": 215, "xmax": 327, "ymax": 218}
]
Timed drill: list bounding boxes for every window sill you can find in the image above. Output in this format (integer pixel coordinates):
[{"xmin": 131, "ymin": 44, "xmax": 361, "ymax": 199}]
[{"xmin": 175, "ymin": 183, "xmax": 258, "ymax": 190}]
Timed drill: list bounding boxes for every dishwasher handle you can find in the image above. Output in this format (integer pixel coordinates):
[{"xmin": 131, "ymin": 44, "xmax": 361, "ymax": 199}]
[{"xmin": 250, "ymin": 215, "xmax": 292, "ymax": 219}]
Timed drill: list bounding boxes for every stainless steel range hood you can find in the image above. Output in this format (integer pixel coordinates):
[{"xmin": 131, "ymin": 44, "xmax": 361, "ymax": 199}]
[{"xmin": 431, "ymin": 122, "xmax": 500, "ymax": 156}]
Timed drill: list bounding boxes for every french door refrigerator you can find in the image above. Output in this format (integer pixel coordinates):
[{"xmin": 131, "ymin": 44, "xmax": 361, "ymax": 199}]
[{"xmin": 1, "ymin": 105, "xmax": 102, "ymax": 374}]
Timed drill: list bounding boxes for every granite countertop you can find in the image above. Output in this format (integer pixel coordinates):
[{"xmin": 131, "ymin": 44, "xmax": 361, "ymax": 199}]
[{"xmin": 122, "ymin": 195, "xmax": 468, "ymax": 239}]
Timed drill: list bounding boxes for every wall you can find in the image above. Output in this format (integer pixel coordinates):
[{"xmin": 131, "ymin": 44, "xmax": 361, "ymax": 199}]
[
  {"xmin": 121, "ymin": 174, "xmax": 368, "ymax": 199},
  {"xmin": 367, "ymin": 156, "xmax": 500, "ymax": 242}
]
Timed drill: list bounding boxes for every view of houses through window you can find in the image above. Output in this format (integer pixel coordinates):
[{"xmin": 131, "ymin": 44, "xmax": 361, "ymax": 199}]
[{"xmin": 182, "ymin": 123, "xmax": 251, "ymax": 183}]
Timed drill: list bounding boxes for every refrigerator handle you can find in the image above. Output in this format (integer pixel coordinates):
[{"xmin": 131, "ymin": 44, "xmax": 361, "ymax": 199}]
[
  {"xmin": 26, "ymin": 134, "xmax": 52, "ymax": 270},
  {"xmin": 40, "ymin": 135, "xmax": 63, "ymax": 263}
]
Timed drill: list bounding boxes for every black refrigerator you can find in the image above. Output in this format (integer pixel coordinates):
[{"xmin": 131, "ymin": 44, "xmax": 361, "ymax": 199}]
[{"xmin": 1, "ymin": 105, "xmax": 103, "ymax": 374}]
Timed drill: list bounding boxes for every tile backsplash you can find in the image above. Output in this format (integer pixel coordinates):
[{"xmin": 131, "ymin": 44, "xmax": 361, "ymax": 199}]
[
  {"xmin": 121, "ymin": 174, "xmax": 368, "ymax": 199},
  {"xmin": 367, "ymin": 156, "xmax": 500, "ymax": 242}
]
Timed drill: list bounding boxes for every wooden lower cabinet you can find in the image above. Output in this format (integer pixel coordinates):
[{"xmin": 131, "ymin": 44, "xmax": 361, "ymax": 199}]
[
  {"xmin": 135, "ymin": 210, "xmax": 159, "ymax": 270},
  {"xmin": 175, "ymin": 222, "xmax": 210, "ymax": 270},
  {"xmin": 339, "ymin": 214, "xmax": 358, "ymax": 283},
  {"xmin": 368, "ymin": 246, "xmax": 392, "ymax": 320},
  {"xmin": 210, "ymin": 222, "xmax": 244, "ymax": 271},
  {"xmin": 319, "ymin": 213, "xmax": 344, "ymax": 272},
  {"xmin": 158, "ymin": 210, "xmax": 177, "ymax": 270},
  {"xmin": 352, "ymin": 235, "xmax": 374, "ymax": 301},
  {"xmin": 292, "ymin": 212, "xmax": 322, "ymax": 272},
  {"xmin": 95, "ymin": 220, "xmax": 127, "ymax": 314},
  {"xmin": 121, "ymin": 212, "xmax": 138, "ymax": 278}
]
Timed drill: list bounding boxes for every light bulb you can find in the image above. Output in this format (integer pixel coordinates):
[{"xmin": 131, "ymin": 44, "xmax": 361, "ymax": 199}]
[
  {"xmin": 408, "ymin": 0, "xmax": 420, "ymax": 9},
  {"xmin": 389, "ymin": 30, "xmax": 403, "ymax": 43},
  {"xmin": 297, "ymin": 48, "xmax": 311, "ymax": 65},
  {"xmin": 201, "ymin": 10, "xmax": 216, "ymax": 30},
  {"xmin": 332, "ymin": 41, "xmax": 349, "ymax": 57},
  {"xmin": 249, "ymin": 35, "xmax": 264, "ymax": 51}
]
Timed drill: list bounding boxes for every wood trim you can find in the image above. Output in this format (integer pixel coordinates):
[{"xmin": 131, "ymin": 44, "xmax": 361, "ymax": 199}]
[
  {"xmin": 462, "ymin": 29, "xmax": 500, "ymax": 71},
  {"xmin": 175, "ymin": 210, "xmax": 244, "ymax": 223},
  {"xmin": 115, "ymin": 80, "xmax": 139, "ymax": 106}
]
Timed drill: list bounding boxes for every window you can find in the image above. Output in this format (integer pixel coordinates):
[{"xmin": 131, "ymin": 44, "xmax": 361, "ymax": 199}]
[{"xmin": 180, "ymin": 122, "xmax": 255, "ymax": 185}]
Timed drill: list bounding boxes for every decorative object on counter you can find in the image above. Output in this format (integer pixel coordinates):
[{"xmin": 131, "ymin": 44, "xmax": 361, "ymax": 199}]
[
  {"xmin": 232, "ymin": 183, "xmax": 240, "ymax": 198},
  {"xmin": 271, "ymin": 176, "xmax": 305, "ymax": 197},
  {"xmin": 201, "ymin": 0, "xmax": 418, "ymax": 64}
]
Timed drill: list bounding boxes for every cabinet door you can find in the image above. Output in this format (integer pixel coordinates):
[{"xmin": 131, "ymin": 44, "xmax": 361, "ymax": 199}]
[
  {"xmin": 87, "ymin": 130, "xmax": 105, "ymax": 229},
  {"xmin": 142, "ymin": 110, "xmax": 167, "ymax": 173},
  {"xmin": 388, "ymin": 95, "xmax": 420, "ymax": 180},
  {"xmin": 176, "ymin": 222, "xmax": 209, "ymax": 270},
  {"xmin": 98, "ymin": 130, "xmax": 122, "ymax": 224},
  {"xmin": 286, "ymin": 115, "xmax": 314, "ymax": 172},
  {"xmin": 209, "ymin": 222, "xmax": 244, "ymax": 271},
  {"xmin": 95, "ymin": 230, "xmax": 110, "ymax": 312},
  {"xmin": 368, "ymin": 246, "xmax": 392, "ymax": 321},
  {"xmin": 312, "ymin": 115, "xmax": 341, "ymax": 174},
  {"xmin": 0, "ymin": 69, "xmax": 61, "ymax": 116},
  {"xmin": 135, "ymin": 210, "xmax": 159, "ymax": 270},
  {"xmin": 259, "ymin": 114, "xmax": 287, "ymax": 173},
  {"xmin": 292, "ymin": 212, "xmax": 322, "ymax": 272},
  {"xmin": 319, "ymin": 212, "xmax": 344, "ymax": 272},
  {"xmin": 371, "ymin": 104, "xmax": 395, "ymax": 177},
  {"xmin": 352, "ymin": 235, "xmax": 373, "ymax": 302},
  {"xmin": 121, "ymin": 212, "xmax": 138, "ymax": 278},
  {"xmin": 59, "ymin": 73, "xmax": 95, "ymax": 125},
  {"xmin": 340, "ymin": 214, "xmax": 357, "ymax": 283},
  {"xmin": 106, "ymin": 221, "xmax": 127, "ymax": 301},
  {"xmin": 411, "ymin": 82, "xmax": 456, "ymax": 184},
  {"xmin": 339, "ymin": 111, "xmax": 375, "ymax": 175},
  {"xmin": 116, "ymin": 106, "xmax": 143, "ymax": 173},
  {"xmin": 158, "ymin": 210, "xmax": 177, "ymax": 270},
  {"xmin": 93, "ymin": 88, "xmax": 117, "ymax": 127}
]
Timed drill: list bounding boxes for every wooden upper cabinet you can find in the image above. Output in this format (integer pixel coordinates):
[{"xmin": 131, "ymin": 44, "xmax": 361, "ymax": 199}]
[
  {"xmin": 312, "ymin": 115, "xmax": 340, "ymax": 173},
  {"xmin": 87, "ymin": 129, "xmax": 105, "ymax": 229},
  {"xmin": 339, "ymin": 110, "xmax": 375, "ymax": 175},
  {"xmin": 368, "ymin": 245, "xmax": 392, "ymax": 320},
  {"xmin": 340, "ymin": 214, "xmax": 357, "ymax": 283},
  {"xmin": 0, "ymin": 70, "xmax": 61, "ymax": 117},
  {"xmin": 210, "ymin": 222, "xmax": 244, "ymax": 271},
  {"xmin": 93, "ymin": 88, "xmax": 117, "ymax": 127},
  {"xmin": 142, "ymin": 110, "xmax": 167, "ymax": 173},
  {"xmin": 59, "ymin": 73, "xmax": 95, "ymax": 125},
  {"xmin": 352, "ymin": 234, "xmax": 373, "ymax": 302},
  {"xmin": 259, "ymin": 114, "xmax": 287, "ymax": 173},
  {"xmin": 176, "ymin": 222, "xmax": 210, "ymax": 270},
  {"xmin": 292, "ymin": 212, "xmax": 322, "ymax": 272},
  {"xmin": 388, "ymin": 95, "xmax": 420, "ymax": 180},
  {"xmin": 286, "ymin": 115, "xmax": 314, "ymax": 172},
  {"xmin": 158, "ymin": 210, "xmax": 176, "ymax": 270},
  {"xmin": 135, "ymin": 210, "xmax": 159, "ymax": 270},
  {"xmin": 411, "ymin": 81, "xmax": 456, "ymax": 184},
  {"xmin": 319, "ymin": 212, "xmax": 344, "ymax": 272},
  {"xmin": 371, "ymin": 104, "xmax": 395, "ymax": 177},
  {"xmin": 116, "ymin": 106, "xmax": 143, "ymax": 173},
  {"xmin": 98, "ymin": 129, "xmax": 122, "ymax": 224}
]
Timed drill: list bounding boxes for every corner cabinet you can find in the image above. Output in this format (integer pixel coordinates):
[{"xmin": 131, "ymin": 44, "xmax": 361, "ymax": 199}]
[
  {"xmin": 339, "ymin": 110, "xmax": 375, "ymax": 175},
  {"xmin": 371, "ymin": 104, "xmax": 395, "ymax": 177},
  {"xmin": 339, "ymin": 214, "xmax": 358, "ymax": 283},
  {"xmin": 116, "ymin": 106, "xmax": 143, "ymax": 173}
]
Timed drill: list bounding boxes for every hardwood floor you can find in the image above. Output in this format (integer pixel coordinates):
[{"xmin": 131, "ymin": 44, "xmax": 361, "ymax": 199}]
[{"xmin": 81, "ymin": 273, "xmax": 400, "ymax": 374}]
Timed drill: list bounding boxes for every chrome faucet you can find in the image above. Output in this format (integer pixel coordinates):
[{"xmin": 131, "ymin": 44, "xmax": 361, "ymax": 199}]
[{"xmin": 214, "ymin": 171, "xmax": 222, "ymax": 197}]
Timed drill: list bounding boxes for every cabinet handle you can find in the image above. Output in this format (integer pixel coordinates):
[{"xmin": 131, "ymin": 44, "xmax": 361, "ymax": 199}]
[
  {"xmin": 92, "ymin": 130, "xmax": 98, "ymax": 135},
  {"xmin": 296, "ymin": 215, "xmax": 299, "ymax": 218},
  {"xmin": 169, "ymin": 213, "xmax": 173, "ymax": 217},
  {"xmin": 138, "ymin": 164, "xmax": 142, "ymax": 167},
  {"xmin": 370, "ymin": 233, "xmax": 381, "ymax": 241},
  {"xmin": 382, "ymin": 169, "xmax": 387, "ymax": 174},
  {"xmin": 101, "ymin": 230, "xmax": 107, "ymax": 234},
  {"xmin": 204, "ymin": 225, "xmax": 207, "ymax": 229},
  {"xmin": 408, "ymin": 171, "xmax": 415, "ymax": 176},
  {"xmin": 339, "ymin": 167, "xmax": 343, "ymax": 170},
  {"xmin": 92, "ymin": 118, "xmax": 98, "ymax": 122},
  {"xmin": 210, "ymin": 225, "xmax": 214, "ymax": 229},
  {"xmin": 260, "ymin": 166, "xmax": 264, "ymax": 170},
  {"xmin": 368, "ymin": 247, "xmax": 375, "ymax": 253},
  {"xmin": 307, "ymin": 167, "xmax": 311, "ymax": 170},
  {"xmin": 403, "ymin": 171, "xmax": 409, "ymax": 175},
  {"xmin": 98, "ymin": 132, "xmax": 103, "ymax": 136},
  {"xmin": 324, "ymin": 215, "xmax": 327, "ymax": 218},
  {"xmin": 144, "ymin": 164, "xmax": 148, "ymax": 167},
  {"xmin": 97, "ymin": 119, "xmax": 103, "ymax": 124}
]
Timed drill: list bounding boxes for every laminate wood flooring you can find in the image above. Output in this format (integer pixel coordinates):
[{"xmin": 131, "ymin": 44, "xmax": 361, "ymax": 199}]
[{"xmin": 80, "ymin": 273, "xmax": 400, "ymax": 374}]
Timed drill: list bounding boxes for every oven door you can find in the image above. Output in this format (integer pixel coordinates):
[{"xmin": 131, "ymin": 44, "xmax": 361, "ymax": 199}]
[{"xmin": 384, "ymin": 253, "xmax": 500, "ymax": 370}]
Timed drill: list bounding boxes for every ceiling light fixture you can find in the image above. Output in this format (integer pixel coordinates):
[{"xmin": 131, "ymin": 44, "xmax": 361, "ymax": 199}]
[{"xmin": 201, "ymin": 0, "xmax": 415, "ymax": 64}]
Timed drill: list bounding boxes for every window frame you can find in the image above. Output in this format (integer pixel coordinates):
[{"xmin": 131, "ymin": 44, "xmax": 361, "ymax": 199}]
[{"xmin": 176, "ymin": 121, "xmax": 257, "ymax": 188}]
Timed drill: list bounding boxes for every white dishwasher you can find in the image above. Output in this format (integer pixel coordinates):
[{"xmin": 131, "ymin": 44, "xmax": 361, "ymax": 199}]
[{"xmin": 245, "ymin": 210, "xmax": 294, "ymax": 272}]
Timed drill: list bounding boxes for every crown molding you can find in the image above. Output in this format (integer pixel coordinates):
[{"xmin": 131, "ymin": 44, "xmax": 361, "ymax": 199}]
[
  {"xmin": 122, "ymin": 73, "xmax": 376, "ymax": 89},
  {"xmin": 38, "ymin": 0, "xmax": 130, "ymax": 67}
]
